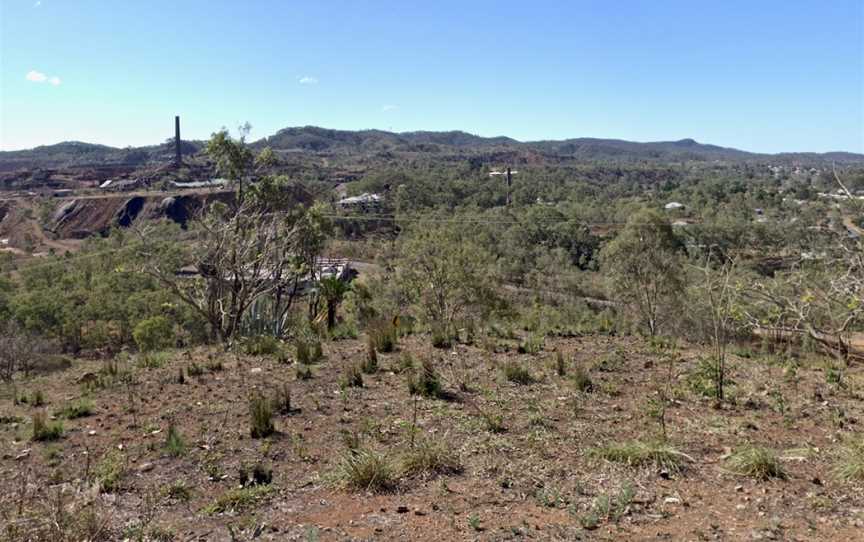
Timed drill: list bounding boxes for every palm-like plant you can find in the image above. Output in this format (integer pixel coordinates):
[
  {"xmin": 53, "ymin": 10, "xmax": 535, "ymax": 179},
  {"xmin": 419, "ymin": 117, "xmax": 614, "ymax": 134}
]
[{"xmin": 318, "ymin": 276, "xmax": 351, "ymax": 330}]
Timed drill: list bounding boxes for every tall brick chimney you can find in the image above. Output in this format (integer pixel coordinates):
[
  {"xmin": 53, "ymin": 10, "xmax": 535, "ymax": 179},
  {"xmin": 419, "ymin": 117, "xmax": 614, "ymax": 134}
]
[{"xmin": 174, "ymin": 115, "xmax": 182, "ymax": 166}]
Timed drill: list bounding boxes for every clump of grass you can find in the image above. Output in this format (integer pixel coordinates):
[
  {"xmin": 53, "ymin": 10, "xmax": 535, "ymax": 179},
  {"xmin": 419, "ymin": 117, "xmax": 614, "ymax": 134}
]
[
  {"xmin": 139, "ymin": 351, "xmax": 172, "ymax": 369},
  {"xmin": 161, "ymin": 481, "xmax": 193, "ymax": 502},
  {"xmin": 369, "ymin": 319, "xmax": 398, "ymax": 352},
  {"xmin": 555, "ymin": 351, "xmax": 566, "ymax": 376},
  {"xmin": 726, "ymin": 445, "xmax": 785, "ymax": 480},
  {"xmin": 580, "ymin": 485, "xmax": 635, "ymax": 530},
  {"xmin": 401, "ymin": 438, "xmax": 462, "ymax": 478},
  {"xmin": 593, "ymin": 350, "xmax": 625, "ymax": 372},
  {"xmin": 330, "ymin": 322, "xmax": 359, "ymax": 341},
  {"xmin": 175, "ymin": 367, "xmax": 185, "ymax": 385},
  {"xmin": 571, "ymin": 367, "xmax": 594, "ymax": 392},
  {"xmin": 239, "ymin": 462, "xmax": 273, "ymax": 487},
  {"xmin": 243, "ymin": 335, "xmax": 282, "ymax": 356},
  {"xmin": 591, "ymin": 440, "xmax": 686, "ymax": 472},
  {"xmin": 502, "ymin": 361, "xmax": 535, "ymax": 385},
  {"xmin": 164, "ymin": 423, "xmax": 186, "ymax": 457},
  {"xmin": 296, "ymin": 364, "xmax": 313, "ymax": 380},
  {"xmin": 272, "ymin": 384, "xmax": 292, "ymax": 415},
  {"xmin": 334, "ymin": 449, "xmax": 395, "ymax": 492},
  {"xmin": 834, "ymin": 438, "xmax": 864, "ymax": 481},
  {"xmin": 408, "ymin": 358, "xmax": 443, "ymax": 398},
  {"xmin": 187, "ymin": 362, "xmax": 204, "ymax": 377},
  {"xmin": 517, "ymin": 334, "xmax": 544, "ymax": 354},
  {"xmin": 93, "ymin": 449, "xmax": 126, "ymax": 492},
  {"xmin": 394, "ymin": 352, "xmax": 415, "ymax": 374},
  {"xmin": 202, "ymin": 485, "xmax": 275, "ymax": 515},
  {"xmin": 205, "ymin": 359, "xmax": 224, "ymax": 372},
  {"xmin": 430, "ymin": 324, "xmax": 452, "ymax": 349},
  {"xmin": 249, "ymin": 393, "xmax": 275, "ymax": 438},
  {"xmin": 361, "ymin": 337, "xmax": 378, "ymax": 374},
  {"xmin": 31, "ymin": 412, "xmax": 63, "ymax": 441},
  {"xmin": 295, "ymin": 339, "xmax": 324, "ymax": 364},
  {"xmin": 17, "ymin": 389, "xmax": 46, "ymax": 407},
  {"xmin": 55, "ymin": 398, "xmax": 94, "ymax": 419},
  {"xmin": 340, "ymin": 364, "xmax": 364, "ymax": 389}
]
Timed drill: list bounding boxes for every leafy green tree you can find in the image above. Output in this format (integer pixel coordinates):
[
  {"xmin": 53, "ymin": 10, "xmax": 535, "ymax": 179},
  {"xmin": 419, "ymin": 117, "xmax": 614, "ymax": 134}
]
[
  {"xmin": 396, "ymin": 223, "xmax": 502, "ymax": 344},
  {"xmin": 601, "ymin": 209, "xmax": 684, "ymax": 336}
]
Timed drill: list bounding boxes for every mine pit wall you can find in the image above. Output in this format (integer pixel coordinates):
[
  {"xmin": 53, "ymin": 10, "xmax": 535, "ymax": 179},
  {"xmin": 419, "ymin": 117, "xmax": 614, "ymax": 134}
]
[{"xmin": 49, "ymin": 191, "xmax": 235, "ymax": 239}]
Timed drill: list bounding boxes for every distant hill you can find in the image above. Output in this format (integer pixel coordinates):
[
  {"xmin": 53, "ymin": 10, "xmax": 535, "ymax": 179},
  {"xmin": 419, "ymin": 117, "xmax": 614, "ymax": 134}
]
[{"xmin": 2, "ymin": 126, "xmax": 861, "ymax": 170}]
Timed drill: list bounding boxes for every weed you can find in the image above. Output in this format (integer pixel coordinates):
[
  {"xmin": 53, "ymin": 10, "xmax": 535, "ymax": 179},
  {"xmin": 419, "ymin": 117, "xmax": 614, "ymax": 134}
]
[
  {"xmin": 467, "ymin": 514, "xmax": 482, "ymax": 531},
  {"xmin": 726, "ymin": 445, "xmax": 786, "ymax": 480},
  {"xmin": 187, "ymin": 362, "xmax": 204, "ymax": 377},
  {"xmin": 395, "ymin": 352, "xmax": 415, "ymax": 374},
  {"xmin": 593, "ymin": 350, "xmax": 625, "ymax": 372},
  {"xmin": 330, "ymin": 322, "xmax": 359, "ymax": 341},
  {"xmin": 249, "ymin": 392, "xmax": 275, "ymax": 438},
  {"xmin": 431, "ymin": 324, "xmax": 452, "ymax": 349},
  {"xmin": 205, "ymin": 359, "xmax": 224, "ymax": 372},
  {"xmin": 296, "ymin": 340, "xmax": 311, "ymax": 364},
  {"xmin": 502, "ymin": 361, "xmax": 535, "ymax": 385},
  {"xmin": 334, "ymin": 448, "xmax": 395, "ymax": 492},
  {"xmin": 94, "ymin": 449, "xmax": 126, "ymax": 492},
  {"xmin": 369, "ymin": 319, "xmax": 398, "ymax": 352},
  {"xmin": 140, "ymin": 351, "xmax": 172, "ymax": 369},
  {"xmin": 591, "ymin": 440, "xmax": 686, "ymax": 472},
  {"xmin": 31, "ymin": 412, "xmax": 63, "ymax": 441},
  {"xmin": 296, "ymin": 364, "xmax": 313, "ymax": 380}
]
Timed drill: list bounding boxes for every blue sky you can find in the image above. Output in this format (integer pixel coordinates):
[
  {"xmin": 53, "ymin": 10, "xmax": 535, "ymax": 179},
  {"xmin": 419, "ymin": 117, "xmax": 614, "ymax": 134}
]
[{"xmin": 1, "ymin": 0, "xmax": 862, "ymax": 153}]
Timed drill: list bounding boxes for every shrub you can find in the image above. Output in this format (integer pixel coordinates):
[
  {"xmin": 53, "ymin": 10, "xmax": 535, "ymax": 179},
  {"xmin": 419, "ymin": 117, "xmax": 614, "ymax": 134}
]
[
  {"xmin": 430, "ymin": 324, "xmax": 452, "ymax": 349},
  {"xmin": 133, "ymin": 316, "xmax": 175, "ymax": 353},
  {"xmin": 31, "ymin": 412, "xmax": 63, "ymax": 441},
  {"xmin": 395, "ymin": 352, "xmax": 415, "ymax": 374},
  {"xmin": 249, "ymin": 393, "xmax": 275, "ymax": 438},
  {"xmin": 187, "ymin": 362, "xmax": 204, "ymax": 377},
  {"xmin": 295, "ymin": 340, "xmax": 311, "ymax": 364},
  {"xmin": 834, "ymin": 438, "xmax": 864, "ymax": 481},
  {"xmin": 140, "ymin": 351, "xmax": 171, "ymax": 369},
  {"xmin": 408, "ymin": 358, "xmax": 443, "ymax": 398},
  {"xmin": 334, "ymin": 449, "xmax": 395, "ymax": 492},
  {"xmin": 726, "ymin": 446, "xmax": 786, "ymax": 480},
  {"xmin": 340, "ymin": 364, "xmax": 364, "ymax": 389},
  {"xmin": 330, "ymin": 322, "xmax": 359, "ymax": 341},
  {"xmin": 502, "ymin": 362, "xmax": 535, "ymax": 385},
  {"xmin": 164, "ymin": 423, "xmax": 186, "ymax": 457},
  {"xmin": 93, "ymin": 449, "xmax": 126, "ymax": 492},
  {"xmin": 162, "ymin": 481, "xmax": 192, "ymax": 502},
  {"xmin": 591, "ymin": 440, "xmax": 686, "ymax": 472}
]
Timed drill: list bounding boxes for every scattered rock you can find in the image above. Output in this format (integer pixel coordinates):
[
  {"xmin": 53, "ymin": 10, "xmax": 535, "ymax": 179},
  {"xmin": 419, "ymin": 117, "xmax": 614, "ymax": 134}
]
[
  {"xmin": 137, "ymin": 462, "xmax": 155, "ymax": 473},
  {"xmin": 396, "ymin": 505, "xmax": 409, "ymax": 514}
]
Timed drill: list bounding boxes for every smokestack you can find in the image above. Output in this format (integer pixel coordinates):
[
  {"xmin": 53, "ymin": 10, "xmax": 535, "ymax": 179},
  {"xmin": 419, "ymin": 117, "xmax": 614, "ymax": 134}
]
[{"xmin": 174, "ymin": 115, "xmax": 182, "ymax": 166}]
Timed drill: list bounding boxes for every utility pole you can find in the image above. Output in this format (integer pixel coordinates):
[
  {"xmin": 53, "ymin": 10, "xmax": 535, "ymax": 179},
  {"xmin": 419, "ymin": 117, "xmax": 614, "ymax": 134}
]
[
  {"xmin": 174, "ymin": 116, "xmax": 182, "ymax": 166},
  {"xmin": 506, "ymin": 167, "xmax": 512, "ymax": 206}
]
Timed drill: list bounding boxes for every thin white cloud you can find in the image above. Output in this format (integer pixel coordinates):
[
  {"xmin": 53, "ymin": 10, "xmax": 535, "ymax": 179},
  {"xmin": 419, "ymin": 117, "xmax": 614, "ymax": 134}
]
[
  {"xmin": 34, "ymin": 1, "xmax": 42, "ymax": 7},
  {"xmin": 381, "ymin": 104, "xmax": 398, "ymax": 112},
  {"xmin": 25, "ymin": 70, "xmax": 61, "ymax": 86},
  {"xmin": 298, "ymin": 76, "xmax": 319, "ymax": 85},
  {"xmin": 26, "ymin": 70, "xmax": 47, "ymax": 83}
]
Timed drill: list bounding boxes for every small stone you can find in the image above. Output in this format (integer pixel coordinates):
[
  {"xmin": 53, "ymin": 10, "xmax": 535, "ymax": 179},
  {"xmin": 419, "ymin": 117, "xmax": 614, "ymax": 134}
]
[
  {"xmin": 735, "ymin": 485, "xmax": 744, "ymax": 492},
  {"xmin": 664, "ymin": 497, "xmax": 681, "ymax": 505},
  {"xmin": 414, "ymin": 509, "xmax": 426, "ymax": 516},
  {"xmin": 396, "ymin": 506, "xmax": 409, "ymax": 514},
  {"xmin": 88, "ymin": 430, "xmax": 97, "ymax": 436},
  {"xmin": 250, "ymin": 367, "xmax": 263, "ymax": 374},
  {"xmin": 137, "ymin": 462, "xmax": 155, "ymax": 473}
]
